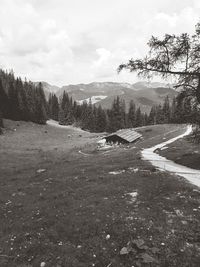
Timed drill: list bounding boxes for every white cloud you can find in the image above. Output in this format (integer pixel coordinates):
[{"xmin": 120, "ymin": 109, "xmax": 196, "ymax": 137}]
[{"xmin": 0, "ymin": 0, "xmax": 199, "ymax": 85}]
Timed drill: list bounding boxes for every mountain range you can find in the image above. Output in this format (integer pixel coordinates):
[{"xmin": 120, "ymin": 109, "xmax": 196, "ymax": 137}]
[{"xmin": 37, "ymin": 81, "xmax": 177, "ymax": 113}]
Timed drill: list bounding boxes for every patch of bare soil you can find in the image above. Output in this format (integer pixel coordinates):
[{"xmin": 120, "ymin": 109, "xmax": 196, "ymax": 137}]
[{"xmin": 0, "ymin": 121, "xmax": 199, "ymax": 266}]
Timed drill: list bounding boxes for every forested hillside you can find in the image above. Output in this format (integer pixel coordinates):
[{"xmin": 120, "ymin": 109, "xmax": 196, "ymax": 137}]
[
  {"xmin": 1, "ymin": 68, "xmax": 199, "ymax": 134},
  {"xmin": 48, "ymin": 89, "xmax": 200, "ymax": 133},
  {"xmin": 0, "ymin": 69, "xmax": 47, "ymax": 125},
  {"xmin": 149, "ymin": 93, "xmax": 200, "ymax": 125},
  {"xmin": 48, "ymin": 91, "xmax": 148, "ymax": 132}
]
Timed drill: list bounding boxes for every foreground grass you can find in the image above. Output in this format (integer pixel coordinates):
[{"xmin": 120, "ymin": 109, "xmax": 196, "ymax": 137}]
[{"xmin": 0, "ymin": 121, "xmax": 200, "ymax": 266}]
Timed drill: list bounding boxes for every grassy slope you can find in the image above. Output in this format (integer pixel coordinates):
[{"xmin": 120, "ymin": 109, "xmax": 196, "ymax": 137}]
[
  {"xmin": 0, "ymin": 121, "xmax": 200, "ymax": 267},
  {"xmin": 159, "ymin": 135, "xmax": 200, "ymax": 170}
]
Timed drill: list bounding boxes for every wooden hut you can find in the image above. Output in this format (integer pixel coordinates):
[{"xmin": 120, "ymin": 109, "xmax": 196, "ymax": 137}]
[{"xmin": 105, "ymin": 129, "xmax": 142, "ymax": 144}]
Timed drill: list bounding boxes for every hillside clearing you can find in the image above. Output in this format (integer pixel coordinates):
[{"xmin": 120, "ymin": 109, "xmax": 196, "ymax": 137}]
[{"xmin": 0, "ymin": 121, "xmax": 200, "ymax": 267}]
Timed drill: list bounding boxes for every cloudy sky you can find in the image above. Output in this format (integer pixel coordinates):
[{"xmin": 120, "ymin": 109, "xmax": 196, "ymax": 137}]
[{"xmin": 0, "ymin": 0, "xmax": 200, "ymax": 86}]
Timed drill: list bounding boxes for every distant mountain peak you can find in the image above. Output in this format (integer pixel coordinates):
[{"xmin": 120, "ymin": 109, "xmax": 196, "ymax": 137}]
[{"xmin": 36, "ymin": 80, "xmax": 176, "ymax": 113}]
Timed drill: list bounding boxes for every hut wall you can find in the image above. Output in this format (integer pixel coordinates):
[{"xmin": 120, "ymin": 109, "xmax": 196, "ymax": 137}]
[{"xmin": 105, "ymin": 135, "xmax": 128, "ymax": 144}]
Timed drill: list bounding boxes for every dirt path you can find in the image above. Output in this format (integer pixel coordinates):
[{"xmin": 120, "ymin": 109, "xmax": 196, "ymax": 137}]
[{"xmin": 142, "ymin": 125, "xmax": 200, "ymax": 187}]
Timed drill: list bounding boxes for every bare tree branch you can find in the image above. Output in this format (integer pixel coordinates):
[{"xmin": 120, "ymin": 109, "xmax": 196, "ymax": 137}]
[{"xmin": 118, "ymin": 23, "xmax": 200, "ymax": 103}]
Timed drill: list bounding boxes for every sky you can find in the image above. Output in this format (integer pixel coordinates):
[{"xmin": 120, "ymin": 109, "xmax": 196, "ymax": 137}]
[{"xmin": 0, "ymin": 0, "xmax": 200, "ymax": 86}]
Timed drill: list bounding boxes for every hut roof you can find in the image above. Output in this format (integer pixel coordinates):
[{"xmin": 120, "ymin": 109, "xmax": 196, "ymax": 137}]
[{"xmin": 106, "ymin": 128, "xmax": 142, "ymax": 143}]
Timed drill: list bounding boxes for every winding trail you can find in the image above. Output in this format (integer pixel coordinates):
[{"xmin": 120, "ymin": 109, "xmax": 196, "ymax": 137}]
[{"xmin": 142, "ymin": 125, "xmax": 200, "ymax": 187}]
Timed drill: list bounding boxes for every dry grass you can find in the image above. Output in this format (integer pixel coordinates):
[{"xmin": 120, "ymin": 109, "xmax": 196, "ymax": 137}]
[{"xmin": 0, "ymin": 121, "xmax": 200, "ymax": 266}]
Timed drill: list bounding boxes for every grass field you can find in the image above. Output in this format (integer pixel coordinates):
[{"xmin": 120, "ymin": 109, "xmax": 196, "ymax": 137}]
[{"xmin": 0, "ymin": 120, "xmax": 200, "ymax": 267}]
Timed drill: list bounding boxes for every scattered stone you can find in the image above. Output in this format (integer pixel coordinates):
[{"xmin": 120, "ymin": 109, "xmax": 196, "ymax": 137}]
[
  {"xmin": 128, "ymin": 167, "xmax": 139, "ymax": 173},
  {"xmin": 106, "ymin": 234, "xmax": 110, "ymax": 240},
  {"xmin": 40, "ymin": 262, "xmax": 46, "ymax": 267},
  {"xmin": 181, "ymin": 220, "xmax": 188, "ymax": 225},
  {"xmin": 37, "ymin": 169, "xmax": 46, "ymax": 173},
  {"xmin": 5, "ymin": 200, "xmax": 12, "ymax": 206},
  {"xmin": 120, "ymin": 239, "xmax": 149, "ymax": 257},
  {"xmin": 109, "ymin": 170, "xmax": 125, "ymax": 175},
  {"xmin": 175, "ymin": 209, "xmax": 183, "ymax": 217},
  {"xmin": 120, "ymin": 247, "xmax": 129, "ymax": 255},
  {"xmin": 133, "ymin": 239, "xmax": 145, "ymax": 249},
  {"xmin": 141, "ymin": 253, "xmax": 157, "ymax": 263},
  {"xmin": 127, "ymin": 191, "xmax": 138, "ymax": 203}
]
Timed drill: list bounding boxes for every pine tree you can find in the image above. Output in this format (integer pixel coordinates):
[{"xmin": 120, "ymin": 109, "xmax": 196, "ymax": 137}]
[
  {"xmin": 65, "ymin": 96, "xmax": 75, "ymax": 124},
  {"xmin": 48, "ymin": 94, "xmax": 59, "ymax": 121},
  {"xmin": 58, "ymin": 108, "xmax": 65, "ymax": 125},
  {"xmin": 162, "ymin": 96, "xmax": 170, "ymax": 123},
  {"xmin": 48, "ymin": 93, "xmax": 53, "ymax": 118},
  {"xmin": 109, "ymin": 96, "xmax": 126, "ymax": 131},
  {"xmin": 34, "ymin": 84, "xmax": 47, "ymax": 124},
  {"xmin": 182, "ymin": 96, "xmax": 193, "ymax": 123},
  {"xmin": 155, "ymin": 104, "xmax": 165, "ymax": 124},
  {"xmin": 0, "ymin": 69, "xmax": 48, "ymax": 124},
  {"xmin": 135, "ymin": 107, "xmax": 142, "ymax": 127},
  {"xmin": 8, "ymin": 81, "xmax": 20, "ymax": 120},
  {"xmin": 16, "ymin": 78, "xmax": 29, "ymax": 121},
  {"xmin": 170, "ymin": 97, "xmax": 177, "ymax": 123},
  {"xmin": 128, "ymin": 100, "xmax": 136, "ymax": 127},
  {"xmin": 174, "ymin": 92, "xmax": 186, "ymax": 123},
  {"xmin": 148, "ymin": 106, "xmax": 156, "ymax": 125},
  {"xmin": 61, "ymin": 91, "xmax": 69, "ymax": 110},
  {"xmin": 0, "ymin": 110, "xmax": 3, "ymax": 130},
  {"xmin": 95, "ymin": 105, "xmax": 107, "ymax": 132},
  {"xmin": 0, "ymin": 78, "xmax": 9, "ymax": 118},
  {"xmin": 81, "ymin": 99, "xmax": 95, "ymax": 131}
]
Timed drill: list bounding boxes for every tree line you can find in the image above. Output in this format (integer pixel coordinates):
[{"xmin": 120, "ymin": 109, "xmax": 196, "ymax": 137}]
[
  {"xmin": 48, "ymin": 92, "xmax": 149, "ymax": 132},
  {"xmin": 49, "ymin": 90, "xmax": 200, "ymax": 133},
  {"xmin": 0, "ymin": 69, "xmax": 47, "ymax": 125},
  {"xmin": 148, "ymin": 94, "xmax": 200, "ymax": 125},
  {"xmin": 1, "ymin": 68, "xmax": 200, "ymax": 134}
]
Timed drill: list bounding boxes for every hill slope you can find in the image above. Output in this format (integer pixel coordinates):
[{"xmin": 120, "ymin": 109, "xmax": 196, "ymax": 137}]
[
  {"xmin": 1, "ymin": 121, "xmax": 199, "ymax": 266},
  {"xmin": 58, "ymin": 82, "xmax": 177, "ymax": 113},
  {"xmin": 37, "ymin": 81, "xmax": 177, "ymax": 113}
]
